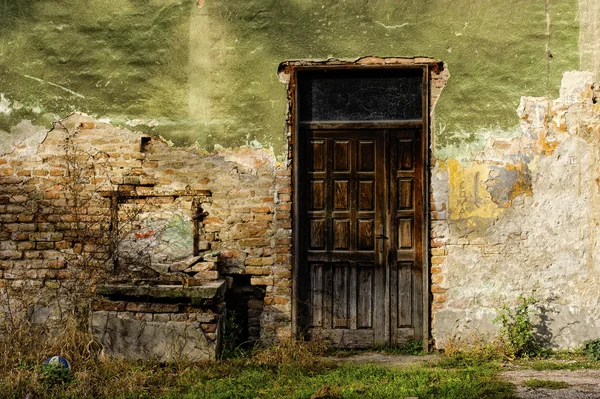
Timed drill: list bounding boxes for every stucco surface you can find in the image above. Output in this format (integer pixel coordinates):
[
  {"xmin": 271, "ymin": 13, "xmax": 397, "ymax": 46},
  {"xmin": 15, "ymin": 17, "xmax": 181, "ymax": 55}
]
[
  {"xmin": 0, "ymin": 0, "xmax": 580, "ymax": 157},
  {"xmin": 432, "ymin": 72, "xmax": 600, "ymax": 348}
]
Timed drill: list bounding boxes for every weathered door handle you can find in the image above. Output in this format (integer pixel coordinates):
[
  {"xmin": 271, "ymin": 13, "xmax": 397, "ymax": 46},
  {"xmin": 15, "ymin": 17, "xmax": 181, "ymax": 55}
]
[
  {"xmin": 375, "ymin": 235, "xmax": 387, "ymax": 253},
  {"xmin": 375, "ymin": 225, "xmax": 387, "ymax": 253}
]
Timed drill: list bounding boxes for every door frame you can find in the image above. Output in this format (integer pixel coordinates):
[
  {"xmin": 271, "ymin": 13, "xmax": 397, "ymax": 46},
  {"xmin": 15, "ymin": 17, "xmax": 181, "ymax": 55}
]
[{"xmin": 289, "ymin": 63, "xmax": 431, "ymax": 349}]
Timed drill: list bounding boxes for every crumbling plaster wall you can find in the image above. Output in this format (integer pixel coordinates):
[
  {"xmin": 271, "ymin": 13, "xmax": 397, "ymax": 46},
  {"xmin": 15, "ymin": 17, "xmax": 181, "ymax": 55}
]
[
  {"xmin": 0, "ymin": 0, "xmax": 598, "ymax": 350},
  {"xmin": 0, "ymin": 113, "xmax": 293, "ymax": 342},
  {"xmin": 431, "ymin": 71, "xmax": 600, "ymax": 348}
]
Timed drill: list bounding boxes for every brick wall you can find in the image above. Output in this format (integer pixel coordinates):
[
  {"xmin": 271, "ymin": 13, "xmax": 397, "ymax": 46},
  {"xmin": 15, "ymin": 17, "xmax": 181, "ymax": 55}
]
[
  {"xmin": 1, "ymin": 58, "xmax": 449, "ymax": 347},
  {"xmin": 0, "ymin": 114, "xmax": 293, "ymax": 342}
]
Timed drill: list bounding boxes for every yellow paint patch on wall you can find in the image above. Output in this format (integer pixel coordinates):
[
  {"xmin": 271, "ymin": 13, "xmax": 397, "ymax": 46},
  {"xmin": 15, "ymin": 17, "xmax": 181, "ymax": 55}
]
[
  {"xmin": 446, "ymin": 159, "xmax": 501, "ymax": 221},
  {"xmin": 527, "ymin": 155, "xmax": 540, "ymax": 173}
]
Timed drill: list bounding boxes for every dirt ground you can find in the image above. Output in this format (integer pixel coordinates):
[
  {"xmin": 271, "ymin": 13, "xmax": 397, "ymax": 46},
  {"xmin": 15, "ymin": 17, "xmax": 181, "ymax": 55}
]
[
  {"xmin": 500, "ymin": 369, "xmax": 600, "ymax": 399},
  {"xmin": 329, "ymin": 352, "xmax": 600, "ymax": 398}
]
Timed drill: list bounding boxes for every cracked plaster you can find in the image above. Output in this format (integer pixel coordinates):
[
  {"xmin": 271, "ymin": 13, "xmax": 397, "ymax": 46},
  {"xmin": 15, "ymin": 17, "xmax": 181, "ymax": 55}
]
[{"xmin": 432, "ymin": 71, "xmax": 600, "ymax": 348}]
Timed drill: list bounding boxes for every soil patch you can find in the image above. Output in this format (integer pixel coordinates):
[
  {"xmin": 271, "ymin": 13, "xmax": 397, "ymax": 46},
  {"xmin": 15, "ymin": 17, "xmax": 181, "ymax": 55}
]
[{"xmin": 501, "ymin": 369, "xmax": 600, "ymax": 398}]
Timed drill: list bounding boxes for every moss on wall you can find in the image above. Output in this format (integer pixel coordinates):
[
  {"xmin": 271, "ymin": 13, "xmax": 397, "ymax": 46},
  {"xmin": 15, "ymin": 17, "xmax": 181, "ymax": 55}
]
[{"xmin": 0, "ymin": 0, "xmax": 580, "ymax": 158}]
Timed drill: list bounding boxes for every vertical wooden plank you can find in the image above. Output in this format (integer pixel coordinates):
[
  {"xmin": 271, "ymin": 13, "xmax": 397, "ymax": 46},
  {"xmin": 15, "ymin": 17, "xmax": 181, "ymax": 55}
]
[
  {"xmin": 413, "ymin": 264, "xmax": 424, "ymax": 339},
  {"xmin": 413, "ymin": 129, "xmax": 425, "ymax": 343},
  {"xmin": 374, "ymin": 131, "xmax": 387, "ymax": 345},
  {"xmin": 323, "ymin": 264, "xmax": 333, "ymax": 329},
  {"xmin": 399, "ymin": 262, "xmax": 413, "ymax": 327},
  {"xmin": 389, "ymin": 258, "xmax": 398, "ymax": 338},
  {"xmin": 333, "ymin": 264, "xmax": 349, "ymax": 328},
  {"xmin": 311, "ymin": 263, "xmax": 323, "ymax": 327},
  {"xmin": 387, "ymin": 131, "xmax": 398, "ymax": 342},
  {"xmin": 349, "ymin": 263, "xmax": 357, "ymax": 329},
  {"xmin": 357, "ymin": 265, "xmax": 373, "ymax": 328}
]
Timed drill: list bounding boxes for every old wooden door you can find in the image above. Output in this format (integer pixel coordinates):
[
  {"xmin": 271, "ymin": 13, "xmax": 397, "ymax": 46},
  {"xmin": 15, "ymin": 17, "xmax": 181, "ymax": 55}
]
[{"xmin": 294, "ymin": 67, "xmax": 427, "ymax": 348}]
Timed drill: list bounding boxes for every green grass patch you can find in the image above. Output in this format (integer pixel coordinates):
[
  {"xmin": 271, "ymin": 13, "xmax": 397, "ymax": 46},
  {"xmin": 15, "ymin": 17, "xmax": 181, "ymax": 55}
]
[
  {"xmin": 513, "ymin": 351, "xmax": 600, "ymax": 371},
  {"xmin": 167, "ymin": 362, "xmax": 515, "ymax": 399},
  {"xmin": 372, "ymin": 339, "xmax": 427, "ymax": 356},
  {"xmin": 522, "ymin": 379, "xmax": 570, "ymax": 390},
  {"xmin": 528, "ymin": 359, "xmax": 600, "ymax": 371},
  {"xmin": 0, "ymin": 317, "xmax": 516, "ymax": 399},
  {"xmin": 585, "ymin": 339, "xmax": 600, "ymax": 361},
  {"xmin": 327, "ymin": 339, "xmax": 428, "ymax": 358},
  {"xmin": 0, "ymin": 355, "xmax": 517, "ymax": 399}
]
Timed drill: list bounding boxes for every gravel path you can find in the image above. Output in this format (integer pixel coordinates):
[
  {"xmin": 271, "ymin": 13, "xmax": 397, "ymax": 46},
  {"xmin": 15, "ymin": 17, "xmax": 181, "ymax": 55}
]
[{"xmin": 500, "ymin": 369, "xmax": 600, "ymax": 398}]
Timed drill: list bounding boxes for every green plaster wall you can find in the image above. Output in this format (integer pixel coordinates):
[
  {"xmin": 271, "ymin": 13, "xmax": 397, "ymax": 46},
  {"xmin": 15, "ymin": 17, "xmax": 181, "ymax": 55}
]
[
  {"xmin": 0, "ymin": 0, "xmax": 580, "ymax": 159},
  {"xmin": 0, "ymin": 0, "xmax": 189, "ymax": 134}
]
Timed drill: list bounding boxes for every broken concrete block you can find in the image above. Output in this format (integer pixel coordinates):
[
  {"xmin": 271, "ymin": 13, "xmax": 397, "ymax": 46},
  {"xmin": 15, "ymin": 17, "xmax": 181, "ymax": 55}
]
[
  {"xmin": 170, "ymin": 255, "xmax": 203, "ymax": 272},
  {"xmin": 90, "ymin": 311, "xmax": 219, "ymax": 362}
]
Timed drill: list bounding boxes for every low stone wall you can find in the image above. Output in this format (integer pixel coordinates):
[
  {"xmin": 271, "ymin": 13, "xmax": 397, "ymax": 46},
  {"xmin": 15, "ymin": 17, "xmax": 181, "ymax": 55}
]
[{"xmin": 91, "ymin": 281, "xmax": 226, "ymax": 361}]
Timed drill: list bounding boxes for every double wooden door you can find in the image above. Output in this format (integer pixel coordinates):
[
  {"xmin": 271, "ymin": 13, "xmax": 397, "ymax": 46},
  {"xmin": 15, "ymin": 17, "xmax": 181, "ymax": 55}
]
[{"xmin": 299, "ymin": 127, "xmax": 424, "ymax": 348}]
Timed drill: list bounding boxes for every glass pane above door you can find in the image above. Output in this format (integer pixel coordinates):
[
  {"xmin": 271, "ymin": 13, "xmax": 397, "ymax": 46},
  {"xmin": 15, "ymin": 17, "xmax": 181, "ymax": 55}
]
[{"xmin": 298, "ymin": 68, "xmax": 423, "ymax": 122}]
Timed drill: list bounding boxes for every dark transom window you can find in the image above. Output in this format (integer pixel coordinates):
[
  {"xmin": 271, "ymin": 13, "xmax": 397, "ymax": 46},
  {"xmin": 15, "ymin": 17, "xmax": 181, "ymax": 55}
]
[{"xmin": 298, "ymin": 68, "xmax": 423, "ymax": 122}]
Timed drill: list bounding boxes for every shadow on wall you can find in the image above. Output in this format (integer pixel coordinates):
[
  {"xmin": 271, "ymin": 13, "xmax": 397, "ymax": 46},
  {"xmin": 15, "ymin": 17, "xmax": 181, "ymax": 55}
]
[{"xmin": 0, "ymin": 1, "xmax": 38, "ymax": 28}]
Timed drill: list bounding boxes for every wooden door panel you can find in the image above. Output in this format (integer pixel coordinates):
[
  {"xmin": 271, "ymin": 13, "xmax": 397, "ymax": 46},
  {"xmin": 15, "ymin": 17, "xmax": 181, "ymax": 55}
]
[
  {"xmin": 397, "ymin": 261, "xmax": 413, "ymax": 327},
  {"xmin": 358, "ymin": 141, "xmax": 375, "ymax": 171},
  {"xmin": 398, "ymin": 219, "xmax": 413, "ymax": 249},
  {"xmin": 302, "ymin": 127, "xmax": 424, "ymax": 347},
  {"xmin": 357, "ymin": 219, "xmax": 374, "ymax": 250},
  {"xmin": 333, "ymin": 141, "xmax": 350, "ymax": 171},
  {"xmin": 333, "ymin": 220, "xmax": 350, "ymax": 249},
  {"xmin": 389, "ymin": 129, "xmax": 424, "ymax": 343},
  {"xmin": 310, "ymin": 140, "xmax": 326, "ymax": 171},
  {"xmin": 358, "ymin": 181, "xmax": 374, "ymax": 210},
  {"xmin": 309, "ymin": 220, "xmax": 326, "ymax": 249},
  {"xmin": 398, "ymin": 179, "xmax": 413, "ymax": 210},
  {"xmin": 357, "ymin": 264, "xmax": 374, "ymax": 328},
  {"xmin": 303, "ymin": 130, "xmax": 384, "ymax": 346},
  {"xmin": 310, "ymin": 181, "xmax": 325, "ymax": 210}
]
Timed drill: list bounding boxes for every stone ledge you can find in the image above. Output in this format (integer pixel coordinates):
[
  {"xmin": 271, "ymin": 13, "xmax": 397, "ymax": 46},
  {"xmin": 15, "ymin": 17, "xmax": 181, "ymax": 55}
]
[{"xmin": 96, "ymin": 280, "xmax": 226, "ymax": 305}]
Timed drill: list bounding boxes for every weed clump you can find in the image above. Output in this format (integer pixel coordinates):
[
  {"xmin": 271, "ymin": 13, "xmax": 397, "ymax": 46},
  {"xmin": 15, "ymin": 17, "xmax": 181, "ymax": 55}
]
[
  {"xmin": 373, "ymin": 339, "xmax": 425, "ymax": 356},
  {"xmin": 252, "ymin": 338, "xmax": 327, "ymax": 370},
  {"xmin": 584, "ymin": 338, "xmax": 600, "ymax": 361},
  {"xmin": 494, "ymin": 291, "xmax": 546, "ymax": 359},
  {"xmin": 219, "ymin": 310, "xmax": 248, "ymax": 359},
  {"xmin": 437, "ymin": 334, "xmax": 505, "ymax": 369}
]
